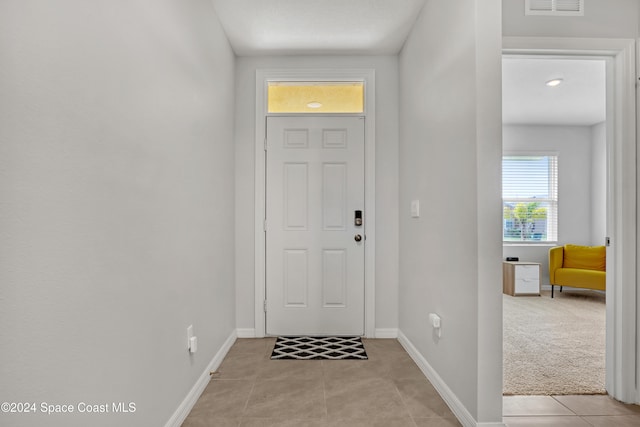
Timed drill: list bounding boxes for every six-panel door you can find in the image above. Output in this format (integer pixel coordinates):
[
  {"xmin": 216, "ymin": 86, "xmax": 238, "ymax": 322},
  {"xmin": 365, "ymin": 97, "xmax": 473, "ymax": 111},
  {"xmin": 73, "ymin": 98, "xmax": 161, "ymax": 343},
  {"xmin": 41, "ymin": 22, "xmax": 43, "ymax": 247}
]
[{"xmin": 265, "ymin": 116, "xmax": 365, "ymax": 336}]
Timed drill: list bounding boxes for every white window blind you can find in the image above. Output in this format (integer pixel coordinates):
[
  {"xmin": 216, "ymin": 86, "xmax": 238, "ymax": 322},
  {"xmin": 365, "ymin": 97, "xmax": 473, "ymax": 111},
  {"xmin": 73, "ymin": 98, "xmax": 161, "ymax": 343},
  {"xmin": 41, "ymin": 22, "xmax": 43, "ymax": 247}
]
[{"xmin": 503, "ymin": 155, "xmax": 558, "ymax": 242}]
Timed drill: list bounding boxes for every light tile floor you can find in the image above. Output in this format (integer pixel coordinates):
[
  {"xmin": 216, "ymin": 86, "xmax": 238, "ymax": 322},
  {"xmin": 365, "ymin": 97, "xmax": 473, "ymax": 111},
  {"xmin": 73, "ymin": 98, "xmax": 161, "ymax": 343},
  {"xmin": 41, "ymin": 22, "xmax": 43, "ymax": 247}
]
[
  {"xmin": 503, "ymin": 395, "xmax": 640, "ymax": 426},
  {"xmin": 182, "ymin": 338, "xmax": 640, "ymax": 427},
  {"xmin": 182, "ymin": 338, "xmax": 460, "ymax": 426}
]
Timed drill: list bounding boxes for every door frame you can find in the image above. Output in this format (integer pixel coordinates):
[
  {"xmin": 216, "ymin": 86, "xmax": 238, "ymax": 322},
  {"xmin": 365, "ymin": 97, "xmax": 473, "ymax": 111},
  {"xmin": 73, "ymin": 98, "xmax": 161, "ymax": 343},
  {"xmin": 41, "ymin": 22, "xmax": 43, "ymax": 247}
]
[
  {"xmin": 254, "ymin": 68, "xmax": 376, "ymax": 338},
  {"xmin": 502, "ymin": 37, "xmax": 638, "ymax": 404}
]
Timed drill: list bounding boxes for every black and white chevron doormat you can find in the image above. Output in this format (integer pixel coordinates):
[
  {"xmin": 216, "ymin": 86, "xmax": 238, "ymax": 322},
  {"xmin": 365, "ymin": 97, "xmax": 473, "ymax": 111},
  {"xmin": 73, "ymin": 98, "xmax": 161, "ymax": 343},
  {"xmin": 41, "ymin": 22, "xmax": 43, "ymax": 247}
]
[{"xmin": 270, "ymin": 336, "xmax": 368, "ymax": 360}]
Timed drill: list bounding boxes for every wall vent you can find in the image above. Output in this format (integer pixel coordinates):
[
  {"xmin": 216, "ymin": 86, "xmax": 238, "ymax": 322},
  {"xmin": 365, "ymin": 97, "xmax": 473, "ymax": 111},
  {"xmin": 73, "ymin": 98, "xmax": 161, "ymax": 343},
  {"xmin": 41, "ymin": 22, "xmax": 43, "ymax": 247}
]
[{"xmin": 525, "ymin": 0, "xmax": 584, "ymax": 16}]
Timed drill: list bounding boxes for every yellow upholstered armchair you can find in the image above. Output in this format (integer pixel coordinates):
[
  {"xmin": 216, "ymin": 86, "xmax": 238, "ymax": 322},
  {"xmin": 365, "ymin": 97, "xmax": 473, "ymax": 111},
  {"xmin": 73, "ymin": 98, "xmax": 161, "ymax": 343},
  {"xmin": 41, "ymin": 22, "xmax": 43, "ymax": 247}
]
[{"xmin": 548, "ymin": 244, "xmax": 606, "ymax": 298}]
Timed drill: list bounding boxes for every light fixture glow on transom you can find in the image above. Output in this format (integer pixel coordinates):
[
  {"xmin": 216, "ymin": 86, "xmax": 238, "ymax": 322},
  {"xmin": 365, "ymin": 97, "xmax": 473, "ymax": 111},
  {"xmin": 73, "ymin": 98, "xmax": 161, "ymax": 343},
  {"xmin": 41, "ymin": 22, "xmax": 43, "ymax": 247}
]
[
  {"xmin": 545, "ymin": 78, "xmax": 564, "ymax": 87},
  {"xmin": 306, "ymin": 101, "xmax": 323, "ymax": 108}
]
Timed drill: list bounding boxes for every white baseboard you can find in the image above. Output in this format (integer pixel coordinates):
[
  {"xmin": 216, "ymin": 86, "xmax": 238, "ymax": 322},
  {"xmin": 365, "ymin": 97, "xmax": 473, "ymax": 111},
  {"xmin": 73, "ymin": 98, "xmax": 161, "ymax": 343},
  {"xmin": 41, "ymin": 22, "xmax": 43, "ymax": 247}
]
[
  {"xmin": 164, "ymin": 330, "xmax": 237, "ymax": 427},
  {"xmin": 397, "ymin": 330, "xmax": 505, "ymax": 427},
  {"xmin": 236, "ymin": 328, "xmax": 257, "ymax": 338},
  {"xmin": 374, "ymin": 328, "xmax": 398, "ymax": 338}
]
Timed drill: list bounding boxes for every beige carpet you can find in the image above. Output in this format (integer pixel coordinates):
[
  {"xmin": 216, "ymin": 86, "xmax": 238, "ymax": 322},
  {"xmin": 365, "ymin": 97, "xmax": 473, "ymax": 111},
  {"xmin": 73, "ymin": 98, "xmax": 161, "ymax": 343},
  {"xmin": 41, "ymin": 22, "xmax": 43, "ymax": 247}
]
[{"xmin": 503, "ymin": 289, "xmax": 606, "ymax": 396}]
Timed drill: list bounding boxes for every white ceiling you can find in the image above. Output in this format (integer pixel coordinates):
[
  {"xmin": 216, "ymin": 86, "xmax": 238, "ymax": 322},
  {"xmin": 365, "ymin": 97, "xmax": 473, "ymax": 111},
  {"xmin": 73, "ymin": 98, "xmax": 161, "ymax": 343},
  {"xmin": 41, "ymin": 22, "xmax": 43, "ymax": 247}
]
[
  {"xmin": 502, "ymin": 58, "xmax": 606, "ymax": 126},
  {"xmin": 210, "ymin": 0, "xmax": 427, "ymax": 56},
  {"xmin": 210, "ymin": 1, "xmax": 606, "ymax": 126}
]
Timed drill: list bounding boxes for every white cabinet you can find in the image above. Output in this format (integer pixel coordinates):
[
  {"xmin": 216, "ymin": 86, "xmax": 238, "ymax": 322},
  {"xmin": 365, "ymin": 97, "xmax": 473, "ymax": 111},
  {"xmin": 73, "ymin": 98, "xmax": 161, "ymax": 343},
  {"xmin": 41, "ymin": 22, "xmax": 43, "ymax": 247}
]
[{"xmin": 503, "ymin": 262, "xmax": 541, "ymax": 296}]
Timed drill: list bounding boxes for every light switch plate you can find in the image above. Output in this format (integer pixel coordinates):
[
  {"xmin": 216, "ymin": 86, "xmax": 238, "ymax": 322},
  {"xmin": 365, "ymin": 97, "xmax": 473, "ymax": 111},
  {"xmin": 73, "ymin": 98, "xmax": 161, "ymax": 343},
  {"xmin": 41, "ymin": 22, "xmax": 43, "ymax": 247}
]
[{"xmin": 411, "ymin": 200, "xmax": 420, "ymax": 218}]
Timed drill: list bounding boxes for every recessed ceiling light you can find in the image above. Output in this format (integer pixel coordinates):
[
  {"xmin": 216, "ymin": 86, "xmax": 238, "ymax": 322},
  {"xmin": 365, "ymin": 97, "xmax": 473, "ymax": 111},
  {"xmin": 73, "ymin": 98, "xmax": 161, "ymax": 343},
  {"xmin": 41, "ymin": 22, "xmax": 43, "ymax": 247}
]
[
  {"xmin": 307, "ymin": 101, "xmax": 322, "ymax": 108},
  {"xmin": 545, "ymin": 78, "xmax": 564, "ymax": 87}
]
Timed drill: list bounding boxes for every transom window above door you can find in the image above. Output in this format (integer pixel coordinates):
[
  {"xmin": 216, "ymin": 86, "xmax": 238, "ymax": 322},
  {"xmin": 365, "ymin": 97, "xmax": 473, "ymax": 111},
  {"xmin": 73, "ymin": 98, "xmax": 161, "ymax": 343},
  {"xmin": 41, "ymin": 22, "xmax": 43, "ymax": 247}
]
[{"xmin": 267, "ymin": 82, "xmax": 364, "ymax": 113}]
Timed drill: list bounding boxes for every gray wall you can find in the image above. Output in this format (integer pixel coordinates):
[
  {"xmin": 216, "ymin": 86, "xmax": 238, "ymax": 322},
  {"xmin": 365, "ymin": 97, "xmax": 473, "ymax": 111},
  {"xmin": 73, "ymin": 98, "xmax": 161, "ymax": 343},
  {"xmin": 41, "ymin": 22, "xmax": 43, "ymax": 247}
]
[
  {"xmin": 234, "ymin": 55, "xmax": 400, "ymax": 333},
  {"xmin": 591, "ymin": 122, "xmax": 607, "ymax": 246},
  {"xmin": 399, "ymin": 0, "xmax": 503, "ymax": 422},
  {"xmin": 0, "ymin": 1, "xmax": 237, "ymax": 426}
]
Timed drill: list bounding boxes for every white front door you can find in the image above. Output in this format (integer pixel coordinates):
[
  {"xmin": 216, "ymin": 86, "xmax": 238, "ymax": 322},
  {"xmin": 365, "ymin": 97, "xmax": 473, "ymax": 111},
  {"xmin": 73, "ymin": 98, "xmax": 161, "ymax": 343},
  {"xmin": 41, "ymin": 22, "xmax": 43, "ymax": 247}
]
[{"xmin": 265, "ymin": 116, "xmax": 365, "ymax": 336}]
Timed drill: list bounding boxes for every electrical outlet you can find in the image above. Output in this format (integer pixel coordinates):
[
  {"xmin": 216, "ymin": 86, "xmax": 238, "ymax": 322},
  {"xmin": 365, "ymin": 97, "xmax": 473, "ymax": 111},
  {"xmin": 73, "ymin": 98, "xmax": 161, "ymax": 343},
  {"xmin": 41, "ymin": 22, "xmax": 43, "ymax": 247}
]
[
  {"xmin": 429, "ymin": 313, "xmax": 440, "ymax": 328},
  {"xmin": 429, "ymin": 313, "xmax": 441, "ymax": 338}
]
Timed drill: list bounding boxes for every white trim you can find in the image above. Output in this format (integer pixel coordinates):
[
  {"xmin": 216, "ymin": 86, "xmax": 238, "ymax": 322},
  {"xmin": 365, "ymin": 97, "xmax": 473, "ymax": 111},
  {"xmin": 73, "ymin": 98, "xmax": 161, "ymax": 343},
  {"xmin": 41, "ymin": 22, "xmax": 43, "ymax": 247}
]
[
  {"xmin": 254, "ymin": 68, "xmax": 376, "ymax": 338},
  {"xmin": 397, "ymin": 331, "xmax": 506, "ymax": 427},
  {"xmin": 164, "ymin": 330, "xmax": 237, "ymax": 427},
  {"xmin": 503, "ymin": 36, "xmax": 638, "ymax": 404},
  {"xmin": 502, "ymin": 150, "xmax": 559, "ymax": 156},
  {"xmin": 236, "ymin": 328, "xmax": 257, "ymax": 338},
  {"xmin": 374, "ymin": 328, "xmax": 399, "ymax": 339}
]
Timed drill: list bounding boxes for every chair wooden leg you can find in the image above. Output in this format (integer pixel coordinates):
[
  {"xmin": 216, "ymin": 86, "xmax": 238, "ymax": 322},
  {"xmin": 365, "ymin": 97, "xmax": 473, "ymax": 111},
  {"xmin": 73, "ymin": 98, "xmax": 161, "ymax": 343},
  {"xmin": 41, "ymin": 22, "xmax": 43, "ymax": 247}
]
[
  {"xmin": 560, "ymin": 286, "xmax": 563, "ymax": 293},
  {"xmin": 551, "ymin": 285, "xmax": 555, "ymax": 298}
]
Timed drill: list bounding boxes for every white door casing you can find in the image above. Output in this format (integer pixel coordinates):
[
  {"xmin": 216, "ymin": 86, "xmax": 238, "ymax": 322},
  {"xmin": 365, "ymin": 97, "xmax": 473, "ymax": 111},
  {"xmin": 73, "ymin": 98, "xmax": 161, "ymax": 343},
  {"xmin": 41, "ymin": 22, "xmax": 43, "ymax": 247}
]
[
  {"xmin": 265, "ymin": 116, "xmax": 365, "ymax": 336},
  {"xmin": 253, "ymin": 68, "xmax": 376, "ymax": 339}
]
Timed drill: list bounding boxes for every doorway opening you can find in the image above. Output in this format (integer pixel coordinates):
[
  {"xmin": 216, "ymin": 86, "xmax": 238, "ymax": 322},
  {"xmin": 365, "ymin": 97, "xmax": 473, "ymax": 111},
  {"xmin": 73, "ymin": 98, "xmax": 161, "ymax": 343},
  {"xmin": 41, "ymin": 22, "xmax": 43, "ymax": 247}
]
[
  {"xmin": 502, "ymin": 54, "xmax": 607, "ymax": 396},
  {"xmin": 501, "ymin": 37, "xmax": 637, "ymax": 404}
]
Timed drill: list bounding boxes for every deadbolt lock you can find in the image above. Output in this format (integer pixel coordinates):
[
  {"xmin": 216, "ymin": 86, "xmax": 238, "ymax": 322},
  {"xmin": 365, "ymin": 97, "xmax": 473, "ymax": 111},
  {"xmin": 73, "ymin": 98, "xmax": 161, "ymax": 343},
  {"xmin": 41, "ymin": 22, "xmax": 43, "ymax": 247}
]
[{"xmin": 354, "ymin": 210, "xmax": 363, "ymax": 227}]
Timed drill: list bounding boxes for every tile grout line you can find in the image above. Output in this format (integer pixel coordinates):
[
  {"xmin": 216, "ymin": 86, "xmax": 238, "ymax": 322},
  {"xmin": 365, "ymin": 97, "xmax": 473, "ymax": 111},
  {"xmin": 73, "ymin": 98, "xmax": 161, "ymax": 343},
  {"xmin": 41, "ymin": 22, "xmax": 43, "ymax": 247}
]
[
  {"xmin": 389, "ymin": 376, "xmax": 421, "ymax": 426},
  {"xmin": 577, "ymin": 414, "xmax": 598, "ymax": 426},
  {"xmin": 321, "ymin": 359, "xmax": 329, "ymax": 422},
  {"xmin": 550, "ymin": 395, "xmax": 580, "ymax": 416},
  {"xmin": 238, "ymin": 370, "xmax": 258, "ymax": 422}
]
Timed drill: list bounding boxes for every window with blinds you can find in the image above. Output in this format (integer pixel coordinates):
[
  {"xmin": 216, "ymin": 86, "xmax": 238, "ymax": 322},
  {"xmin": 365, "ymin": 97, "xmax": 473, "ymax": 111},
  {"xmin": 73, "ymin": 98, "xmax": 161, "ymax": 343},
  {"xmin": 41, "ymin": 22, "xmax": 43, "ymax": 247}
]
[{"xmin": 503, "ymin": 155, "xmax": 558, "ymax": 243}]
